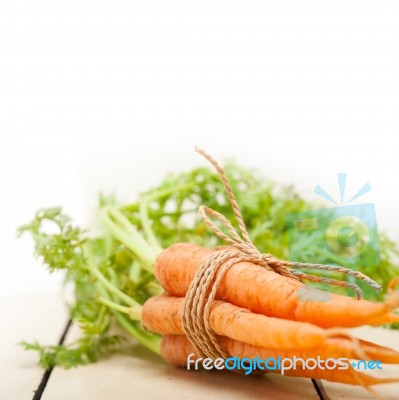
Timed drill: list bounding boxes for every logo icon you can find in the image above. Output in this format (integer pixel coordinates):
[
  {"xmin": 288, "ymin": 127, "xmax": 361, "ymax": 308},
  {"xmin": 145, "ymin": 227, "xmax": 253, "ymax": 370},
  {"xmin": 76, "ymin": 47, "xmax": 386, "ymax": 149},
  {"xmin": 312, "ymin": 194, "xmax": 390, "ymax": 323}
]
[{"xmin": 287, "ymin": 173, "xmax": 380, "ymax": 300}]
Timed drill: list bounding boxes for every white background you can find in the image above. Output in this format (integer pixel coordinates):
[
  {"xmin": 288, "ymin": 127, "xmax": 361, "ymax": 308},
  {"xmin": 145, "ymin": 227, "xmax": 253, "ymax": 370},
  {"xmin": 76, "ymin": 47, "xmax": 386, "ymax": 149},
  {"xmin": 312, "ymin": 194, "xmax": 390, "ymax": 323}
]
[{"xmin": 1, "ymin": 2, "xmax": 399, "ymax": 297}]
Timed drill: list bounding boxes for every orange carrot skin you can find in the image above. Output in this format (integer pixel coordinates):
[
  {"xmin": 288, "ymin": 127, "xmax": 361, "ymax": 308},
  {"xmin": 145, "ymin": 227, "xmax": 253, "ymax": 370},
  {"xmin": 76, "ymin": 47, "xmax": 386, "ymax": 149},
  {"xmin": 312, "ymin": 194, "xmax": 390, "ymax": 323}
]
[
  {"xmin": 161, "ymin": 334, "xmax": 399, "ymax": 367},
  {"xmin": 216, "ymin": 336, "xmax": 399, "ymax": 366},
  {"xmin": 161, "ymin": 335, "xmax": 399, "ymax": 386},
  {"xmin": 142, "ymin": 295, "xmax": 329, "ymax": 350},
  {"xmin": 155, "ymin": 243, "xmax": 398, "ymax": 328}
]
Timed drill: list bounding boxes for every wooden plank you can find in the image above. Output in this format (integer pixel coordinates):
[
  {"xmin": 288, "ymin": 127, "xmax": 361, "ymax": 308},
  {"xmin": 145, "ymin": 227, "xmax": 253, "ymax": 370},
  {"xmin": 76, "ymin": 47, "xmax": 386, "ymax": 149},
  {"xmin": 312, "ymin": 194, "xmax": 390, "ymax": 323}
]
[
  {"xmin": 43, "ymin": 324, "xmax": 319, "ymax": 400},
  {"xmin": 0, "ymin": 294, "xmax": 69, "ymax": 400},
  {"xmin": 4, "ymin": 294, "xmax": 397, "ymax": 399},
  {"xmin": 321, "ymin": 326, "xmax": 399, "ymax": 400}
]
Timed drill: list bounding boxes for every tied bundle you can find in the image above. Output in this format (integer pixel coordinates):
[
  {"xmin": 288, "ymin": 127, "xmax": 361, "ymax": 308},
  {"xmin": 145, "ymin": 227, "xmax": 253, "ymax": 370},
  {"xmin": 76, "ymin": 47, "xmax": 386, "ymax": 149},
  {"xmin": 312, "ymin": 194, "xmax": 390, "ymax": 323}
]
[
  {"xmin": 147, "ymin": 149, "xmax": 399, "ymax": 395},
  {"xmin": 20, "ymin": 147, "xmax": 399, "ymax": 397},
  {"xmin": 181, "ymin": 148, "xmax": 384, "ymax": 368}
]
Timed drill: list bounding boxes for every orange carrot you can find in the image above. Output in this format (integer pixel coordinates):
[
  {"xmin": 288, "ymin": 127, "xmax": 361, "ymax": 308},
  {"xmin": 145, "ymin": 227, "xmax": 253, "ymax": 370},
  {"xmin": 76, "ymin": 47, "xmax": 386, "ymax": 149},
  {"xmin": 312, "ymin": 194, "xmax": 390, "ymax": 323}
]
[
  {"xmin": 160, "ymin": 334, "xmax": 399, "ymax": 367},
  {"xmin": 155, "ymin": 243, "xmax": 399, "ymax": 328},
  {"xmin": 161, "ymin": 335, "xmax": 399, "ymax": 386},
  {"xmin": 370, "ymin": 312, "xmax": 399, "ymax": 325},
  {"xmin": 217, "ymin": 335, "xmax": 399, "ymax": 366},
  {"xmin": 142, "ymin": 295, "xmax": 335, "ymax": 350}
]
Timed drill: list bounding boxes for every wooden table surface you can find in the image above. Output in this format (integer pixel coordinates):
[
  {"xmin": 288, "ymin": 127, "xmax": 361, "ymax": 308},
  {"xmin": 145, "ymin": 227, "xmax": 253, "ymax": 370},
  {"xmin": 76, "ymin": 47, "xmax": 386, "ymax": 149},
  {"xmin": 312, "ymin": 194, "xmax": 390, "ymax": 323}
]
[{"xmin": 1, "ymin": 294, "xmax": 398, "ymax": 400}]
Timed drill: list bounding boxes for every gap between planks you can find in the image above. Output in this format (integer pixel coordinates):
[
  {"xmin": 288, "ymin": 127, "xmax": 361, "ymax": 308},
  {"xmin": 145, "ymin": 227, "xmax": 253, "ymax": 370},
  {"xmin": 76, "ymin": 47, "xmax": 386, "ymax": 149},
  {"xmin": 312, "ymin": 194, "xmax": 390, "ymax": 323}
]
[
  {"xmin": 32, "ymin": 319, "xmax": 72, "ymax": 400},
  {"xmin": 312, "ymin": 379, "xmax": 330, "ymax": 400}
]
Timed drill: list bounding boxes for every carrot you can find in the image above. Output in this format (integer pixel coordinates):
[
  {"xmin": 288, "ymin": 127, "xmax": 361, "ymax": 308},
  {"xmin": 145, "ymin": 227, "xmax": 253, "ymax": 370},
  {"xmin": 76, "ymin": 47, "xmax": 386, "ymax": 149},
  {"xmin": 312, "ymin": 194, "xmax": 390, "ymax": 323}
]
[
  {"xmin": 142, "ymin": 294, "xmax": 337, "ymax": 350},
  {"xmin": 142, "ymin": 295, "xmax": 399, "ymax": 362},
  {"xmin": 370, "ymin": 312, "xmax": 399, "ymax": 325},
  {"xmin": 161, "ymin": 335, "xmax": 399, "ymax": 386},
  {"xmin": 355, "ymin": 337, "xmax": 399, "ymax": 364},
  {"xmin": 218, "ymin": 335, "xmax": 399, "ymax": 366},
  {"xmin": 155, "ymin": 243, "xmax": 399, "ymax": 328}
]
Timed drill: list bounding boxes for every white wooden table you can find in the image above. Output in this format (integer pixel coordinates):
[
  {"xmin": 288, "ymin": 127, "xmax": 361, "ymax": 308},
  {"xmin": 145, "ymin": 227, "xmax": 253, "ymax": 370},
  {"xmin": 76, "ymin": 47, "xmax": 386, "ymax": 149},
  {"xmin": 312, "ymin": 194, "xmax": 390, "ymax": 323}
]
[{"xmin": 1, "ymin": 295, "xmax": 398, "ymax": 400}]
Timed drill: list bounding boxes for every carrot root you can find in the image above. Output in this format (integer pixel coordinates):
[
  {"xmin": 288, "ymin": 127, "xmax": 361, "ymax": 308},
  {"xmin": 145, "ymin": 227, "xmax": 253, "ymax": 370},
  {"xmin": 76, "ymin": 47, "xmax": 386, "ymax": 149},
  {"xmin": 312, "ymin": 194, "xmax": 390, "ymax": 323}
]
[
  {"xmin": 155, "ymin": 243, "xmax": 399, "ymax": 328},
  {"xmin": 142, "ymin": 295, "xmax": 333, "ymax": 350}
]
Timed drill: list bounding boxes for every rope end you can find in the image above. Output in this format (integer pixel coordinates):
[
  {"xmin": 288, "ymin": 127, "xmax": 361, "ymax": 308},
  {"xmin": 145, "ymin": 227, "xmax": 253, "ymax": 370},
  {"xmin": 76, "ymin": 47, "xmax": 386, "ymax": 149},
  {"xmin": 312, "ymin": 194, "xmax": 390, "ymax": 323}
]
[{"xmin": 195, "ymin": 146, "xmax": 206, "ymax": 156}]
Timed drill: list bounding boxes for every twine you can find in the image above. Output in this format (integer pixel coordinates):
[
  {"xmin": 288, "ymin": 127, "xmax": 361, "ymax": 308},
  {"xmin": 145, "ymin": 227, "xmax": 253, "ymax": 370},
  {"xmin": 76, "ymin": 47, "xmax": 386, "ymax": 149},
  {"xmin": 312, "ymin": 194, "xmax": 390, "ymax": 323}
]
[{"xmin": 181, "ymin": 147, "xmax": 381, "ymax": 372}]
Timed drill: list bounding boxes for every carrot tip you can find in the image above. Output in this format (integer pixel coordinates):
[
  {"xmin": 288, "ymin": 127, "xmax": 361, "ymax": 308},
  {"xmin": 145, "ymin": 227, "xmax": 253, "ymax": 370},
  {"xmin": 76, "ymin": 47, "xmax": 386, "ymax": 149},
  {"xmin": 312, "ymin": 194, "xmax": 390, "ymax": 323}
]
[{"xmin": 325, "ymin": 330, "xmax": 369, "ymax": 361}]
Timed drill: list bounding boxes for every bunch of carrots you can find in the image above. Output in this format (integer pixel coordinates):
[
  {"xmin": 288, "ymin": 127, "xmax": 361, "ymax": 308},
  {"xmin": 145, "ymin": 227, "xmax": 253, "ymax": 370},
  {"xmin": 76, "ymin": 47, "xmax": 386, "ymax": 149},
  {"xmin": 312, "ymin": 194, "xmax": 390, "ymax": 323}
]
[
  {"xmin": 103, "ymin": 149, "xmax": 399, "ymax": 391},
  {"xmin": 144, "ymin": 243, "xmax": 399, "ymax": 387},
  {"xmin": 20, "ymin": 149, "xmax": 399, "ymax": 396}
]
